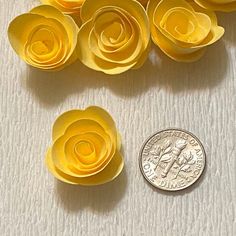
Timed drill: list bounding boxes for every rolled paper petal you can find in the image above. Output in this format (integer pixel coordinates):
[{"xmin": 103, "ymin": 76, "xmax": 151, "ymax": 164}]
[
  {"xmin": 194, "ymin": 0, "xmax": 236, "ymax": 12},
  {"xmin": 77, "ymin": 0, "xmax": 151, "ymax": 74},
  {"xmin": 51, "ymin": 120, "xmax": 116, "ymax": 177},
  {"xmin": 46, "ymin": 149, "xmax": 124, "ymax": 185},
  {"xmin": 8, "ymin": 5, "xmax": 79, "ymax": 71},
  {"xmin": 52, "ymin": 106, "xmax": 117, "ymax": 141},
  {"xmin": 147, "ymin": 0, "xmax": 224, "ymax": 62},
  {"xmin": 45, "ymin": 106, "xmax": 124, "ymax": 185},
  {"xmin": 41, "ymin": 0, "xmax": 84, "ymax": 14}
]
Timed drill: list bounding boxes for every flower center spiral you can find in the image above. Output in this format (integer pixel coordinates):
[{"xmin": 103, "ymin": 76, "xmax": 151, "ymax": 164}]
[
  {"xmin": 29, "ymin": 28, "xmax": 56, "ymax": 56},
  {"xmin": 75, "ymin": 141, "xmax": 95, "ymax": 157}
]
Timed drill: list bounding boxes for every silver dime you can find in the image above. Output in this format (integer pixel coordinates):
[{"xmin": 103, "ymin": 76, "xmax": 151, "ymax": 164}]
[{"xmin": 139, "ymin": 128, "xmax": 206, "ymax": 191}]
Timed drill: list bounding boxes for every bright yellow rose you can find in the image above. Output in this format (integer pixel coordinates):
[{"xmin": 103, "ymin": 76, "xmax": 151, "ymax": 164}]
[
  {"xmin": 77, "ymin": 0, "xmax": 150, "ymax": 75},
  {"xmin": 194, "ymin": 0, "xmax": 236, "ymax": 12},
  {"xmin": 46, "ymin": 106, "xmax": 124, "ymax": 185},
  {"xmin": 147, "ymin": 0, "xmax": 225, "ymax": 62},
  {"xmin": 41, "ymin": 0, "xmax": 84, "ymax": 14},
  {"xmin": 8, "ymin": 5, "xmax": 79, "ymax": 71}
]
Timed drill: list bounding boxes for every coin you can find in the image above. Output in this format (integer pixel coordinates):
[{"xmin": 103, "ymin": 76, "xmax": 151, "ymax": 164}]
[{"xmin": 139, "ymin": 128, "xmax": 206, "ymax": 191}]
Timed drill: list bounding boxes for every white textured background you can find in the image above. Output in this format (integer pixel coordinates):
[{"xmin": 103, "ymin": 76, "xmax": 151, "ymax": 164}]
[{"xmin": 0, "ymin": 1, "xmax": 235, "ymax": 236}]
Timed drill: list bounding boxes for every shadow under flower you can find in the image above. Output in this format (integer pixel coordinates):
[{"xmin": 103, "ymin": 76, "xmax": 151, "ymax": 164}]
[
  {"xmin": 218, "ymin": 12, "xmax": 236, "ymax": 45},
  {"xmin": 55, "ymin": 168, "xmax": 127, "ymax": 213},
  {"xmin": 24, "ymin": 58, "xmax": 158, "ymax": 107},
  {"xmin": 152, "ymin": 40, "xmax": 228, "ymax": 92},
  {"xmin": 24, "ymin": 40, "xmax": 228, "ymax": 107}
]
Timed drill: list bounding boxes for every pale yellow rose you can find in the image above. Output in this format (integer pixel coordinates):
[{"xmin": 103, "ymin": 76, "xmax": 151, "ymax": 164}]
[
  {"xmin": 8, "ymin": 5, "xmax": 79, "ymax": 71},
  {"xmin": 194, "ymin": 0, "xmax": 236, "ymax": 12},
  {"xmin": 46, "ymin": 106, "xmax": 124, "ymax": 185},
  {"xmin": 77, "ymin": 0, "xmax": 150, "ymax": 75},
  {"xmin": 41, "ymin": 0, "xmax": 84, "ymax": 14},
  {"xmin": 147, "ymin": 0, "xmax": 225, "ymax": 62}
]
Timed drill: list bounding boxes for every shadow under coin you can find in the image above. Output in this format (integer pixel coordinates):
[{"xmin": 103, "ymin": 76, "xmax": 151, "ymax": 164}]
[{"xmin": 56, "ymin": 168, "xmax": 127, "ymax": 213}]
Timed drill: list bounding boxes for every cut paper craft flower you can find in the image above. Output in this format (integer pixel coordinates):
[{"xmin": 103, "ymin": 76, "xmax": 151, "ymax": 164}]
[
  {"xmin": 46, "ymin": 106, "xmax": 124, "ymax": 185},
  {"xmin": 41, "ymin": 0, "xmax": 84, "ymax": 15},
  {"xmin": 147, "ymin": 0, "xmax": 225, "ymax": 62},
  {"xmin": 194, "ymin": 0, "xmax": 236, "ymax": 12},
  {"xmin": 77, "ymin": 0, "xmax": 151, "ymax": 75},
  {"xmin": 8, "ymin": 5, "xmax": 79, "ymax": 71}
]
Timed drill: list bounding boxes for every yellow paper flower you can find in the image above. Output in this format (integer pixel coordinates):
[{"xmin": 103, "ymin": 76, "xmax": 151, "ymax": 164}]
[
  {"xmin": 194, "ymin": 0, "xmax": 236, "ymax": 12},
  {"xmin": 46, "ymin": 106, "xmax": 124, "ymax": 185},
  {"xmin": 8, "ymin": 5, "xmax": 79, "ymax": 71},
  {"xmin": 41, "ymin": 0, "xmax": 84, "ymax": 14},
  {"xmin": 77, "ymin": 0, "xmax": 151, "ymax": 75},
  {"xmin": 147, "ymin": 0, "xmax": 225, "ymax": 62}
]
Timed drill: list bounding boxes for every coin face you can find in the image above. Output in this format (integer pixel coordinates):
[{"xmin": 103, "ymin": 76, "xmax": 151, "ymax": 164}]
[{"xmin": 139, "ymin": 129, "xmax": 206, "ymax": 191}]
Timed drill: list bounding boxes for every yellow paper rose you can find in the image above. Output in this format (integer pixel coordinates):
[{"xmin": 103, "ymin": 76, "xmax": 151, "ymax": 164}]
[
  {"xmin": 77, "ymin": 0, "xmax": 150, "ymax": 74},
  {"xmin": 147, "ymin": 0, "xmax": 225, "ymax": 62},
  {"xmin": 46, "ymin": 106, "xmax": 124, "ymax": 185},
  {"xmin": 41, "ymin": 0, "xmax": 84, "ymax": 14},
  {"xmin": 8, "ymin": 5, "xmax": 79, "ymax": 71},
  {"xmin": 194, "ymin": 0, "xmax": 236, "ymax": 12}
]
